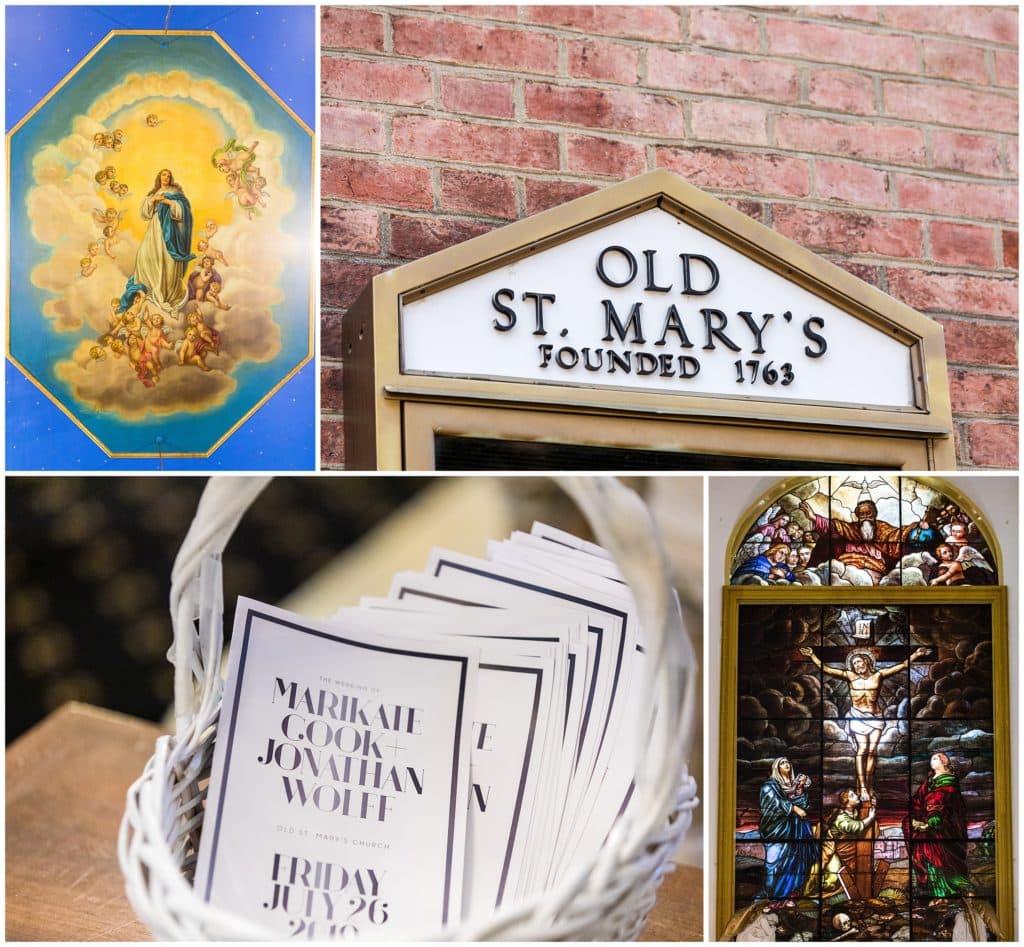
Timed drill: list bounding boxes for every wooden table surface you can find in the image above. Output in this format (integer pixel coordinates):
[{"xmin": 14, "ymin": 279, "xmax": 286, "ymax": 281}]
[{"xmin": 6, "ymin": 702, "xmax": 703, "ymax": 941}]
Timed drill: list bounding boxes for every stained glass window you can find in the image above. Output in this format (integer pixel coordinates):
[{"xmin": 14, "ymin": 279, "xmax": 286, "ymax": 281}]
[
  {"xmin": 730, "ymin": 477, "xmax": 998, "ymax": 587},
  {"xmin": 721, "ymin": 476, "xmax": 1010, "ymax": 942}
]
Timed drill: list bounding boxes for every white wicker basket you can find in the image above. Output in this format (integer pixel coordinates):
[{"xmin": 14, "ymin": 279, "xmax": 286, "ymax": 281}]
[{"xmin": 118, "ymin": 476, "xmax": 699, "ymax": 940}]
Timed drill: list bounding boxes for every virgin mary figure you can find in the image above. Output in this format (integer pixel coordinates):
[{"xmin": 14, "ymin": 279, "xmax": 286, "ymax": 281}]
[
  {"xmin": 757, "ymin": 757, "xmax": 816, "ymax": 905},
  {"xmin": 120, "ymin": 168, "xmax": 195, "ymax": 314}
]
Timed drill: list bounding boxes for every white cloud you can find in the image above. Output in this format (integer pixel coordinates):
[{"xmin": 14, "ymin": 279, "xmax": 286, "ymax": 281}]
[{"xmin": 27, "ymin": 70, "xmax": 298, "ymax": 420}]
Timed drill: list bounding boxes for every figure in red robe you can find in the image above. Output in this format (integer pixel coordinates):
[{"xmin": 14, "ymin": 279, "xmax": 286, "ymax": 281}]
[{"xmin": 903, "ymin": 751, "xmax": 973, "ymax": 905}]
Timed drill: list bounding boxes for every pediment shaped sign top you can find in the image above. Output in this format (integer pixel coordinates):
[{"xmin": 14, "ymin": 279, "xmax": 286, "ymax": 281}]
[{"xmin": 387, "ymin": 171, "xmax": 951, "ymax": 436}]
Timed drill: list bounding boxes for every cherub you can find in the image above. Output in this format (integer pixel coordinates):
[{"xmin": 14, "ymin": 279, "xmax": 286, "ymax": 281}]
[
  {"xmin": 186, "ymin": 309, "xmax": 222, "ymax": 354},
  {"xmin": 80, "ymin": 257, "xmax": 97, "ymax": 277},
  {"xmin": 110, "ymin": 181, "xmax": 129, "ymax": 198},
  {"xmin": 111, "ymin": 128, "xmax": 126, "ymax": 151},
  {"xmin": 179, "ymin": 326, "xmax": 212, "ymax": 371},
  {"xmin": 195, "ymin": 237, "xmax": 228, "ymax": 266},
  {"xmin": 929, "ymin": 544, "xmax": 966, "ymax": 586},
  {"xmin": 108, "ymin": 298, "xmax": 125, "ymax": 334},
  {"xmin": 109, "ymin": 337, "xmax": 126, "ymax": 359},
  {"xmin": 205, "ymin": 280, "xmax": 231, "ymax": 311},
  {"xmin": 94, "ymin": 166, "xmax": 117, "ymax": 185},
  {"xmin": 92, "ymin": 207, "xmax": 126, "ymax": 231},
  {"xmin": 102, "ymin": 224, "xmax": 118, "ymax": 258},
  {"xmin": 204, "ymin": 219, "xmax": 218, "ymax": 239},
  {"xmin": 86, "ymin": 241, "xmax": 101, "ymax": 257},
  {"xmin": 120, "ymin": 289, "xmax": 152, "ymax": 334},
  {"xmin": 142, "ymin": 312, "xmax": 174, "ymax": 370},
  {"xmin": 127, "ymin": 332, "xmax": 157, "ymax": 387},
  {"xmin": 212, "ymin": 138, "xmax": 260, "ymax": 179},
  {"xmin": 88, "ymin": 344, "xmax": 107, "ymax": 362},
  {"xmin": 92, "ymin": 132, "xmax": 109, "ymax": 149},
  {"xmin": 145, "ymin": 113, "xmax": 163, "ymax": 127},
  {"xmin": 187, "ymin": 256, "xmax": 223, "ymax": 304}
]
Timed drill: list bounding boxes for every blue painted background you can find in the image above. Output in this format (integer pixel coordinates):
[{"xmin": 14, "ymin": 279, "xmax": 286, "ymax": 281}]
[{"xmin": 6, "ymin": 5, "xmax": 316, "ymax": 471}]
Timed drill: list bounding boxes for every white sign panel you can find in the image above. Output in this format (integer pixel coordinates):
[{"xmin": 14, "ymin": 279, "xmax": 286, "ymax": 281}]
[{"xmin": 400, "ymin": 207, "xmax": 916, "ymax": 409}]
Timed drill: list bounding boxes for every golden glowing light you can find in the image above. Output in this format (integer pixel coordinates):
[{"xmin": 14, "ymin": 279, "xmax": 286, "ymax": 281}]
[{"xmin": 96, "ymin": 98, "xmax": 239, "ymax": 244}]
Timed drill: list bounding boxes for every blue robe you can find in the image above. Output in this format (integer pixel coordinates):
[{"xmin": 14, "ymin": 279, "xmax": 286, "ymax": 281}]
[
  {"xmin": 155, "ymin": 190, "xmax": 195, "ymax": 263},
  {"xmin": 757, "ymin": 779, "xmax": 815, "ymax": 900}
]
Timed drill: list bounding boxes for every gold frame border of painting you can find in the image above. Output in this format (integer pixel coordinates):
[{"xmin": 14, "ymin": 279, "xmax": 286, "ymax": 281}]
[
  {"xmin": 345, "ymin": 169, "xmax": 955, "ymax": 470},
  {"xmin": 716, "ymin": 583, "xmax": 1014, "ymax": 940},
  {"xmin": 723, "ymin": 475, "xmax": 1007, "ymax": 585},
  {"xmin": 6, "ymin": 29, "xmax": 316, "ymax": 459}
]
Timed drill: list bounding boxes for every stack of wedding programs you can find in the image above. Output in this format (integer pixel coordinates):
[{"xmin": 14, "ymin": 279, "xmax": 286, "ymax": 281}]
[{"xmin": 194, "ymin": 517, "xmax": 692, "ymax": 938}]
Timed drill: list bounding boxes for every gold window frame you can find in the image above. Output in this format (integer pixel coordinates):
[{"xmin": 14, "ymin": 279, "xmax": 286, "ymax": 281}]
[
  {"xmin": 343, "ymin": 170, "xmax": 955, "ymax": 470},
  {"xmin": 716, "ymin": 477, "xmax": 1013, "ymax": 939}
]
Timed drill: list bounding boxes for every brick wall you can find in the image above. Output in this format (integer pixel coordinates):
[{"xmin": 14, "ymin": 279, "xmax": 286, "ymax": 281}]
[{"xmin": 321, "ymin": 5, "xmax": 1019, "ymax": 469}]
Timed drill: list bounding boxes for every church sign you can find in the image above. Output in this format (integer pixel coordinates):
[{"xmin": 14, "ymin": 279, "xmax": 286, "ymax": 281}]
[{"xmin": 344, "ymin": 171, "xmax": 954, "ymax": 470}]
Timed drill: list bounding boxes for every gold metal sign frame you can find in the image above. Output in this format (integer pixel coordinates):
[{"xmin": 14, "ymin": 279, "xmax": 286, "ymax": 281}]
[{"xmin": 343, "ymin": 170, "xmax": 955, "ymax": 470}]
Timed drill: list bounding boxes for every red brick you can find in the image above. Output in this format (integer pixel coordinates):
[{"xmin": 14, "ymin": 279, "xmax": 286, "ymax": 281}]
[
  {"xmin": 322, "ymin": 310, "xmax": 344, "ymax": 360},
  {"xmin": 322, "ymin": 57, "xmax": 432, "ymax": 106},
  {"xmin": 321, "ymin": 418, "xmax": 346, "ymax": 468},
  {"xmin": 884, "ymin": 7, "xmax": 1018, "ymax": 45},
  {"xmin": 896, "ymin": 175, "xmax": 1017, "ymax": 222},
  {"xmin": 936, "ymin": 318, "xmax": 1018, "ymax": 368},
  {"xmin": 647, "ymin": 50, "xmax": 799, "ymax": 103},
  {"xmin": 931, "ymin": 131, "xmax": 1004, "ymax": 178},
  {"xmin": 922, "ymin": 38, "xmax": 990, "ymax": 85},
  {"xmin": 525, "ymin": 83, "xmax": 685, "ymax": 137},
  {"xmin": 321, "ymin": 155, "xmax": 433, "ymax": 210},
  {"xmin": 1002, "ymin": 230, "xmax": 1018, "ymax": 268},
  {"xmin": 887, "ymin": 268, "xmax": 1018, "ymax": 318},
  {"xmin": 321, "ymin": 206, "xmax": 381, "ymax": 254},
  {"xmin": 816, "ymin": 159, "xmax": 889, "ymax": 206},
  {"xmin": 773, "ymin": 206, "xmax": 924, "ymax": 258},
  {"xmin": 525, "ymin": 178, "xmax": 599, "ymax": 215},
  {"xmin": 320, "ymin": 103, "xmax": 384, "ymax": 153},
  {"xmin": 440, "ymin": 169, "xmax": 517, "ymax": 219},
  {"xmin": 775, "ymin": 116, "xmax": 926, "ymax": 166},
  {"xmin": 994, "ymin": 50, "xmax": 1018, "ymax": 88},
  {"xmin": 828, "ymin": 258, "xmax": 882, "ymax": 287},
  {"xmin": 656, "ymin": 146, "xmax": 810, "ymax": 197},
  {"xmin": 929, "ymin": 221, "xmax": 998, "ymax": 268},
  {"xmin": 884, "ymin": 81, "xmax": 1016, "ymax": 134},
  {"xmin": 523, "ymin": 6, "xmax": 683, "ymax": 42},
  {"xmin": 441, "ymin": 75, "xmax": 514, "ymax": 119},
  {"xmin": 805, "ymin": 7, "xmax": 880, "ymax": 24},
  {"xmin": 689, "ymin": 8, "xmax": 761, "ymax": 53},
  {"xmin": 567, "ymin": 135, "xmax": 646, "ymax": 178},
  {"xmin": 441, "ymin": 6, "xmax": 518, "ymax": 22},
  {"xmin": 691, "ymin": 100, "xmax": 768, "ymax": 145},
  {"xmin": 566, "ymin": 38, "xmax": 639, "ymax": 85},
  {"xmin": 807, "ymin": 68, "xmax": 876, "ymax": 116},
  {"xmin": 965, "ymin": 421, "xmax": 1019, "ymax": 467},
  {"xmin": 393, "ymin": 115, "xmax": 560, "ymax": 170},
  {"xmin": 321, "ymin": 260, "xmax": 386, "ymax": 311},
  {"xmin": 389, "ymin": 215, "xmax": 496, "ymax": 259},
  {"xmin": 723, "ymin": 198, "xmax": 766, "ymax": 223},
  {"xmin": 321, "ymin": 7, "xmax": 385, "ymax": 52},
  {"xmin": 766, "ymin": 19, "xmax": 917, "ymax": 72},
  {"xmin": 949, "ymin": 369, "xmax": 1018, "ymax": 415},
  {"xmin": 321, "ymin": 363, "xmax": 344, "ymax": 411},
  {"xmin": 393, "ymin": 16, "xmax": 558, "ymax": 74},
  {"xmin": 1007, "ymin": 140, "xmax": 1018, "ymax": 177}
]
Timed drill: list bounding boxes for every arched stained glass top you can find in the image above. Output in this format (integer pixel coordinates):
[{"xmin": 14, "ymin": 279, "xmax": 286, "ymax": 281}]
[{"xmin": 729, "ymin": 476, "xmax": 998, "ymax": 587}]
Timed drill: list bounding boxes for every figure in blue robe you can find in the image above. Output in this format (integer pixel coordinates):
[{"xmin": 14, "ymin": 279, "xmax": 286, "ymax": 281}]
[{"xmin": 757, "ymin": 757, "xmax": 815, "ymax": 902}]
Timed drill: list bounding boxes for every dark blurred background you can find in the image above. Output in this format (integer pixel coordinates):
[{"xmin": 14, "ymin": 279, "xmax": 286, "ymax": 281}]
[{"xmin": 5, "ymin": 477, "xmax": 432, "ymax": 742}]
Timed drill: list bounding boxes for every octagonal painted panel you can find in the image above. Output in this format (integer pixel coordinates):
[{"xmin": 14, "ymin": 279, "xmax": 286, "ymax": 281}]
[{"xmin": 8, "ymin": 24, "xmax": 314, "ymax": 460}]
